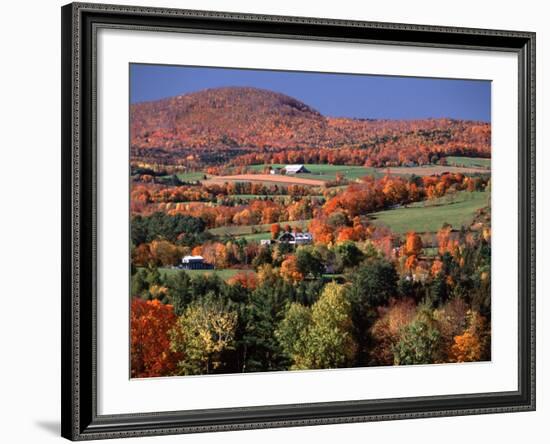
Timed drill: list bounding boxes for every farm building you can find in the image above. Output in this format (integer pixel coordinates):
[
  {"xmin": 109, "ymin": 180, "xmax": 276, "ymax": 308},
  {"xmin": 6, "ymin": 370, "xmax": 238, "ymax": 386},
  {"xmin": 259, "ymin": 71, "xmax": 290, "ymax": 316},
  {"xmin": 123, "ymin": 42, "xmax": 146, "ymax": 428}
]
[
  {"xmin": 278, "ymin": 231, "xmax": 313, "ymax": 245},
  {"xmin": 180, "ymin": 255, "xmax": 214, "ymax": 270},
  {"xmin": 260, "ymin": 239, "xmax": 277, "ymax": 246},
  {"xmin": 283, "ymin": 164, "xmax": 310, "ymax": 174}
]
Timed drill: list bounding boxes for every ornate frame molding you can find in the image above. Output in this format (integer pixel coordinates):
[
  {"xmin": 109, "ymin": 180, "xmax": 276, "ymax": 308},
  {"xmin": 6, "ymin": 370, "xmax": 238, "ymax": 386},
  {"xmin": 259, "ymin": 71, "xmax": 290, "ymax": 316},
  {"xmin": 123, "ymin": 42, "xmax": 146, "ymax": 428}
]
[{"xmin": 61, "ymin": 2, "xmax": 535, "ymax": 440}]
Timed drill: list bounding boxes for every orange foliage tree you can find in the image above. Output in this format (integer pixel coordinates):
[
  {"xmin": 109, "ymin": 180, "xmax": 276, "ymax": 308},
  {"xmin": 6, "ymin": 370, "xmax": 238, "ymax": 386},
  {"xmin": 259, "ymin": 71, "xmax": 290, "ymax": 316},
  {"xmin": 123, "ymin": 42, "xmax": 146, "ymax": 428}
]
[
  {"xmin": 404, "ymin": 231, "xmax": 423, "ymax": 256},
  {"xmin": 130, "ymin": 298, "xmax": 182, "ymax": 378},
  {"xmin": 270, "ymin": 223, "xmax": 281, "ymax": 240},
  {"xmin": 280, "ymin": 255, "xmax": 304, "ymax": 284},
  {"xmin": 228, "ymin": 271, "xmax": 258, "ymax": 290},
  {"xmin": 450, "ymin": 310, "xmax": 489, "ymax": 363}
]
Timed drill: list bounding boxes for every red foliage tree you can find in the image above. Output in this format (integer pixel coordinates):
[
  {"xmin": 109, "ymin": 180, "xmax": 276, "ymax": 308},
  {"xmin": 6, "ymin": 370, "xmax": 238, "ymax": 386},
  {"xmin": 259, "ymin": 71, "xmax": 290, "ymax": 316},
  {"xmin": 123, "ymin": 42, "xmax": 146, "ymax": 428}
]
[{"xmin": 130, "ymin": 298, "xmax": 182, "ymax": 378}]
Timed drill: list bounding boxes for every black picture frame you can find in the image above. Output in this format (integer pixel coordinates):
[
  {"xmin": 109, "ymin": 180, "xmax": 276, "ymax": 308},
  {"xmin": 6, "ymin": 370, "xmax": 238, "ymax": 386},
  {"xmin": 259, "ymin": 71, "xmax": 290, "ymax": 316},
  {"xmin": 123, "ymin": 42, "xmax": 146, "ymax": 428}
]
[{"xmin": 61, "ymin": 2, "xmax": 536, "ymax": 440}]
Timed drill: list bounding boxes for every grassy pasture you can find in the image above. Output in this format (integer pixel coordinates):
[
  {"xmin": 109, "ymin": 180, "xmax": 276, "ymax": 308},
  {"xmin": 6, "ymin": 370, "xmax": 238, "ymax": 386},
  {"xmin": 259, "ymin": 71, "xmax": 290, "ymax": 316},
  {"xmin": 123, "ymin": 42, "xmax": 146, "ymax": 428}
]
[
  {"xmin": 444, "ymin": 156, "xmax": 491, "ymax": 169},
  {"xmin": 248, "ymin": 164, "xmax": 378, "ymax": 181},
  {"xmin": 155, "ymin": 267, "xmax": 248, "ymax": 280},
  {"xmin": 209, "ymin": 219, "xmax": 312, "ymax": 238},
  {"xmin": 376, "ymin": 165, "xmax": 490, "ymax": 177},
  {"xmin": 158, "ymin": 171, "xmax": 208, "ymax": 182},
  {"xmin": 240, "ymin": 232, "xmax": 273, "ymax": 241},
  {"xmin": 204, "ymin": 174, "xmax": 326, "ymax": 187},
  {"xmin": 370, "ymin": 190, "xmax": 489, "ymax": 234}
]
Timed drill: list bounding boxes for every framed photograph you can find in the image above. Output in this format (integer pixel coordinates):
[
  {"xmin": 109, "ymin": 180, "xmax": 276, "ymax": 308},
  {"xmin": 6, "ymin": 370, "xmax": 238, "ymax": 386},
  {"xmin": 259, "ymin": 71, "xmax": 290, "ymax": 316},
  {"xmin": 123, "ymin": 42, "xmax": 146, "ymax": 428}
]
[{"xmin": 61, "ymin": 2, "xmax": 536, "ymax": 440}]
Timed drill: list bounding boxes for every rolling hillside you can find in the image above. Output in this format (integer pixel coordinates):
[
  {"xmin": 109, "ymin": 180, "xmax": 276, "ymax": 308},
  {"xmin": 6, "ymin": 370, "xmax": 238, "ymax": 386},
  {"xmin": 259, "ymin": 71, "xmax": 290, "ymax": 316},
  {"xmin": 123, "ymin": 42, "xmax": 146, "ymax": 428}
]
[{"xmin": 130, "ymin": 87, "xmax": 491, "ymax": 167}]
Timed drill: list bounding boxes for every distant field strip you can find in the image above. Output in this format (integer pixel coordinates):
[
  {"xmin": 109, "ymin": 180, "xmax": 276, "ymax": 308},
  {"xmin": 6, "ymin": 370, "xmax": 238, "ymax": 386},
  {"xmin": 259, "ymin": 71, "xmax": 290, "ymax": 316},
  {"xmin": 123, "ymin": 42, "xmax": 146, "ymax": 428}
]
[
  {"xmin": 209, "ymin": 219, "xmax": 312, "ymax": 237},
  {"xmin": 444, "ymin": 156, "xmax": 491, "ymax": 169},
  {"xmin": 377, "ymin": 165, "xmax": 490, "ymax": 176},
  {"xmin": 370, "ymin": 191, "xmax": 489, "ymax": 234},
  {"xmin": 248, "ymin": 164, "xmax": 378, "ymax": 181},
  {"xmin": 154, "ymin": 267, "xmax": 249, "ymax": 280},
  {"xmin": 204, "ymin": 174, "xmax": 326, "ymax": 187},
  {"xmin": 158, "ymin": 171, "xmax": 208, "ymax": 181}
]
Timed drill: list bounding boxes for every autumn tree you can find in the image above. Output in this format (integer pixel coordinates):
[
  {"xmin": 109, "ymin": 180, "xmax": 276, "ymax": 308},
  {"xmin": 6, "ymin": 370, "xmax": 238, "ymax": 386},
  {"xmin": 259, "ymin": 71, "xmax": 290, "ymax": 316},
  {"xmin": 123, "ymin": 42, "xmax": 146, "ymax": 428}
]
[
  {"xmin": 369, "ymin": 298, "xmax": 417, "ymax": 365},
  {"xmin": 170, "ymin": 296, "xmax": 238, "ymax": 375},
  {"xmin": 227, "ymin": 271, "xmax": 258, "ymax": 290},
  {"xmin": 270, "ymin": 223, "xmax": 281, "ymax": 240},
  {"xmin": 131, "ymin": 298, "xmax": 181, "ymax": 378},
  {"xmin": 437, "ymin": 224, "xmax": 455, "ymax": 255},
  {"xmin": 450, "ymin": 310, "xmax": 490, "ymax": 362},
  {"xmin": 276, "ymin": 283, "xmax": 357, "ymax": 369},
  {"xmin": 149, "ymin": 239, "xmax": 182, "ymax": 266},
  {"xmin": 280, "ymin": 254, "xmax": 304, "ymax": 284},
  {"xmin": 404, "ymin": 231, "xmax": 423, "ymax": 256}
]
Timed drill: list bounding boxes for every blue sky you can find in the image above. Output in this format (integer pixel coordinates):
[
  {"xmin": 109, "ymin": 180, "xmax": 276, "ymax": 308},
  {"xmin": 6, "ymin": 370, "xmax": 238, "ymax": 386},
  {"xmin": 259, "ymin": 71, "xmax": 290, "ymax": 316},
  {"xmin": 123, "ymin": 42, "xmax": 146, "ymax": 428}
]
[{"xmin": 130, "ymin": 64, "xmax": 491, "ymax": 122}]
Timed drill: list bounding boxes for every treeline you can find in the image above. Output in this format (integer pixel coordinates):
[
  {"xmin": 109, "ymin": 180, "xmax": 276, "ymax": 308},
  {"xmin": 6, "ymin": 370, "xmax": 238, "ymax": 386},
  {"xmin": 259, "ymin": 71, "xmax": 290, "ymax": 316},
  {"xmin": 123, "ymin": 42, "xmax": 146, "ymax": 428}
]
[
  {"xmin": 131, "ymin": 232, "xmax": 491, "ymax": 377},
  {"xmin": 231, "ymin": 140, "xmax": 490, "ymax": 169},
  {"xmin": 131, "ymin": 181, "xmax": 321, "ymax": 206}
]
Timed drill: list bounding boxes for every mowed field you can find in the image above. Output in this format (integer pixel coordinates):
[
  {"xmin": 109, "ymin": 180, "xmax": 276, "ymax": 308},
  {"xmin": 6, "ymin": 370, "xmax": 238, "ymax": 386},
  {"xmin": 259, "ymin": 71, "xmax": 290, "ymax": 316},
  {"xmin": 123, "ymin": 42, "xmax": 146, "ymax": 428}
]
[
  {"xmin": 204, "ymin": 174, "xmax": 326, "ymax": 187},
  {"xmin": 210, "ymin": 219, "xmax": 312, "ymax": 238},
  {"xmin": 153, "ymin": 267, "xmax": 248, "ymax": 280},
  {"xmin": 444, "ymin": 156, "xmax": 491, "ymax": 169},
  {"xmin": 377, "ymin": 164, "xmax": 490, "ymax": 176},
  {"xmin": 159, "ymin": 171, "xmax": 209, "ymax": 182},
  {"xmin": 370, "ymin": 190, "xmax": 489, "ymax": 234},
  {"xmin": 247, "ymin": 164, "xmax": 379, "ymax": 181}
]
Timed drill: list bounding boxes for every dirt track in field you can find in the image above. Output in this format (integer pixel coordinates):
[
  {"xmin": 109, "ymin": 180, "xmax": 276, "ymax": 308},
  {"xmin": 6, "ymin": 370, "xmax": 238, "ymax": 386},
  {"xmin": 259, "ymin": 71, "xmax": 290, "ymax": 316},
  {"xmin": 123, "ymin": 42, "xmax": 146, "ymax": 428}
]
[{"xmin": 203, "ymin": 174, "xmax": 326, "ymax": 187}]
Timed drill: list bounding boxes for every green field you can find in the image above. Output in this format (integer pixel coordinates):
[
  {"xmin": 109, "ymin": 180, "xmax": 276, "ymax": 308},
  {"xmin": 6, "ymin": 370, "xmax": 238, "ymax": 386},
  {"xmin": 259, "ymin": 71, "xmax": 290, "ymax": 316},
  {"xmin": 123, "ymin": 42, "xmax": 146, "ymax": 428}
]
[
  {"xmin": 154, "ymin": 267, "xmax": 248, "ymax": 280},
  {"xmin": 370, "ymin": 191, "xmax": 489, "ymax": 234},
  {"xmin": 247, "ymin": 164, "xmax": 378, "ymax": 181},
  {"xmin": 209, "ymin": 219, "xmax": 312, "ymax": 238},
  {"xmin": 159, "ymin": 171, "xmax": 208, "ymax": 182},
  {"xmin": 423, "ymin": 247, "xmax": 439, "ymax": 257},
  {"xmin": 444, "ymin": 156, "xmax": 491, "ymax": 169},
  {"xmin": 240, "ymin": 232, "xmax": 273, "ymax": 241}
]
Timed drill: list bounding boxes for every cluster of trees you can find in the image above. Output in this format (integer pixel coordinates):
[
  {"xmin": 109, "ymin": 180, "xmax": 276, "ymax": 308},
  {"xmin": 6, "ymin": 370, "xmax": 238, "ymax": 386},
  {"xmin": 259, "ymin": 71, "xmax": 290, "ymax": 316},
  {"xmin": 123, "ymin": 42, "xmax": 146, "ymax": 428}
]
[
  {"xmin": 133, "ymin": 197, "xmax": 320, "ymax": 229},
  {"xmin": 131, "ymin": 229, "xmax": 491, "ymax": 377},
  {"xmin": 136, "ymin": 181, "xmax": 320, "ymax": 202},
  {"xmin": 130, "ymin": 173, "xmax": 489, "ymax": 237}
]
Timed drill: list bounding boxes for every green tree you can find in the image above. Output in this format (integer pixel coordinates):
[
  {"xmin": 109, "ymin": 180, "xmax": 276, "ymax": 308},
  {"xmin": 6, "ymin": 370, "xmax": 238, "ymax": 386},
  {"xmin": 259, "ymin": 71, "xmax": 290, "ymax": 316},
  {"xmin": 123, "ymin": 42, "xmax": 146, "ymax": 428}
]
[
  {"xmin": 170, "ymin": 295, "xmax": 238, "ymax": 375},
  {"xmin": 348, "ymin": 258, "xmax": 398, "ymax": 364},
  {"xmin": 335, "ymin": 241, "xmax": 364, "ymax": 269},
  {"xmin": 131, "ymin": 268, "xmax": 149, "ymax": 298},
  {"xmin": 276, "ymin": 303, "xmax": 311, "ymax": 368},
  {"xmin": 392, "ymin": 310, "xmax": 441, "ymax": 365},
  {"xmin": 307, "ymin": 282, "xmax": 357, "ymax": 368},
  {"xmin": 295, "ymin": 246, "xmax": 324, "ymax": 277},
  {"xmin": 251, "ymin": 245, "xmax": 273, "ymax": 269},
  {"xmin": 241, "ymin": 278, "xmax": 295, "ymax": 372},
  {"xmin": 165, "ymin": 271, "xmax": 192, "ymax": 315},
  {"xmin": 349, "ymin": 258, "xmax": 398, "ymax": 308},
  {"xmin": 276, "ymin": 283, "xmax": 357, "ymax": 370}
]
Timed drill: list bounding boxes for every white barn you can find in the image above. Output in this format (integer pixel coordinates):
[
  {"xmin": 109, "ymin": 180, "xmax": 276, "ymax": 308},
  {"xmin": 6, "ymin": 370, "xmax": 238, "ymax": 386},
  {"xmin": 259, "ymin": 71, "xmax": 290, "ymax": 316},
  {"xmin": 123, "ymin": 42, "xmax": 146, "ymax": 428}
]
[
  {"xmin": 278, "ymin": 232, "xmax": 313, "ymax": 245},
  {"xmin": 283, "ymin": 164, "xmax": 310, "ymax": 174},
  {"xmin": 180, "ymin": 255, "xmax": 214, "ymax": 270}
]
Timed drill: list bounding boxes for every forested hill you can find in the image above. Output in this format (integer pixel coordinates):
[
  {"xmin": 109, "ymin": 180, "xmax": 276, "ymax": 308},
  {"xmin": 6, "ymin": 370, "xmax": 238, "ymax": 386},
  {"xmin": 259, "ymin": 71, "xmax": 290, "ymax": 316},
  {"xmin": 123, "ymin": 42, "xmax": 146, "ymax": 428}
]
[{"xmin": 130, "ymin": 86, "xmax": 491, "ymax": 167}]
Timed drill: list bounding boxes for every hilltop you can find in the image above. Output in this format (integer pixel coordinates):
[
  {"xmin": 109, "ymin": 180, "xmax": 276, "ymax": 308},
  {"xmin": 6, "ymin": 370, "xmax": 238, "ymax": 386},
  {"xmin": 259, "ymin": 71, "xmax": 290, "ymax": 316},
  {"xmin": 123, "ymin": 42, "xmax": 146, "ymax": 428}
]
[{"xmin": 130, "ymin": 86, "xmax": 491, "ymax": 167}]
